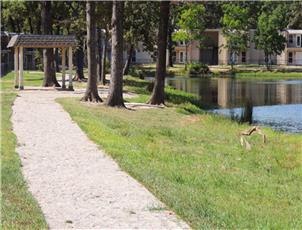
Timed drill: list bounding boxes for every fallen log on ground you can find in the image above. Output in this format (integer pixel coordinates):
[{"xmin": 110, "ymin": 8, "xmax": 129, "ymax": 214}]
[{"xmin": 240, "ymin": 126, "xmax": 267, "ymax": 150}]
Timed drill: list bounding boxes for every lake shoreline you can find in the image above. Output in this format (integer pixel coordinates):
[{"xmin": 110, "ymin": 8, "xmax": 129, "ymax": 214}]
[{"xmin": 162, "ymin": 76, "xmax": 302, "ymax": 133}]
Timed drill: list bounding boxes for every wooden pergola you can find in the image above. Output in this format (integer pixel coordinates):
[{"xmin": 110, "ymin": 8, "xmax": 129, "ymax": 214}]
[{"xmin": 7, "ymin": 34, "xmax": 77, "ymax": 90}]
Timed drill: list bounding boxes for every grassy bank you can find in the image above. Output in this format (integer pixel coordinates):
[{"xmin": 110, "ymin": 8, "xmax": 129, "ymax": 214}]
[
  {"xmin": 133, "ymin": 64, "xmax": 187, "ymax": 78},
  {"xmin": 234, "ymin": 71, "xmax": 302, "ymax": 79},
  {"xmin": 1, "ymin": 72, "xmax": 47, "ymax": 229},
  {"xmin": 58, "ymin": 77, "xmax": 302, "ymax": 229},
  {"xmin": 136, "ymin": 64, "xmax": 302, "ymax": 80},
  {"xmin": 211, "ymin": 64, "xmax": 302, "ymax": 79}
]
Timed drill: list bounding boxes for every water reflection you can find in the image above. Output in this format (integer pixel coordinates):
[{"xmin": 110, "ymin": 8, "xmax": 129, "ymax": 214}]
[
  {"xmin": 211, "ymin": 104, "xmax": 302, "ymax": 133},
  {"xmin": 167, "ymin": 78, "xmax": 302, "ymax": 108},
  {"xmin": 165, "ymin": 77, "xmax": 302, "ymax": 133}
]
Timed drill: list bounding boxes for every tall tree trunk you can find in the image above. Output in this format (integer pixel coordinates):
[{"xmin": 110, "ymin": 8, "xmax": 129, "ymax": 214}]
[
  {"xmin": 148, "ymin": 1, "xmax": 170, "ymax": 105},
  {"xmin": 42, "ymin": 49, "xmax": 59, "ymax": 86},
  {"xmin": 185, "ymin": 43, "xmax": 188, "ymax": 71},
  {"xmin": 106, "ymin": 1, "xmax": 125, "ymax": 107},
  {"xmin": 100, "ymin": 28, "xmax": 108, "ymax": 85},
  {"xmin": 123, "ymin": 43, "xmax": 134, "ymax": 75},
  {"xmin": 167, "ymin": 20, "xmax": 173, "ymax": 67},
  {"xmin": 81, "ymin": 1, "xmax": 102, "ymax": 102},
  {"xmin": 54, "ymin": 48, "xmax": 60, "ymax": 72},
  {"xmin": 8, "ymin": 16, "xmax": 16, "ymax": 32},
  {"xmin": 230, "ymin": 50, "xmax": 234, "ymax": 72},
  {"xmin": 74, "ymin": 44, "xmax": 85, "ymax": 81},
  {"xmin": 36, "ymin": 18, "xmax": 41, "ymax": 34},
  {"xmin": 264, "ymin": 52, "xmax": 268, "ymax": 70},
  {"xmin": 54, "ymin": 26, "xmax": 60, "ymax": 72},
  {"xmin": 97, "ymin": 28, "xmax": 103, "ymax": 82},
  {"xmin": 28, "ymin": 16, "xmax": 34, "ymax": 34},
  {"xmin": 16, "ymin": 20, "xmax": 21, "ymax": 33},
  {"xmin": 41, "ymin": 1, "xmax": 60, "ymax": 87}
]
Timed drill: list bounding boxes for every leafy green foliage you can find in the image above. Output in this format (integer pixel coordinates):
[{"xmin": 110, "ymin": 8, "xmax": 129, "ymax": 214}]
[
  {"xmin": 172, "ymin": 29, "xmax": 190, "ymax": 45},
  {"xmin": 221, "ymin": 3, "xmax": 250, "ymax": 68},
  {"xmin": 172, "ymin": 3, "xmax": 206, "ymax": 69},
  {"xmin": 254, "ymin": 4, "xmax": 288, "ymax": 67},
  {"xmin": 202, "ymin": 2, "xmax": 224, "ymax": 28},
  {"xmin": 172, "ymin": 29, "xmax": 191, "ymax": 68},
  {"xmin": 287, "ymin": 1, "xmax": 302, "ymax": 29},
  {"xmin": 187, "ymin": 63, "xmax": 210, "ymax": 75},
  {"xmin": 174, "ymin": 3, "xmax": 206, "ymax": 45},
  {"xmin": 95, "ymin": 1, "xmax": 112, "ymax": 30},
  {"xmin": 124, "ymin": 2, "xmax": 159, "ymax": 53},
  {"xmin": 128, "ymin": 67, "xmax": 145, "ymax": 79},
  {"xmin": 1, "ymin": 0, "xmax": 41, "ymax": 33}
]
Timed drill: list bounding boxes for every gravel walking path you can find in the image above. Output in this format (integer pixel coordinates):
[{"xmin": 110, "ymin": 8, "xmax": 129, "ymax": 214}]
[{"xmin": 12, "ymin": 89, "xmax": 189, "ymax": 229}]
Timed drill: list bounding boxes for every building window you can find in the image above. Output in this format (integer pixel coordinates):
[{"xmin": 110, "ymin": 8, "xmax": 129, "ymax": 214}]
[
  {"xmin": 288, "ymin": 52, "xmax": 293, "ymax": 64},
  {"xmin": 241, "ymin": 51, "xmax": 246, "ymax": 63},
  {"xmin": 289, "ymin": 35, "xmax": 293, "ymax": 43},
  {"xmin": 180, "ymin": 52, "xmax": 184, "ymax": 63},
  {"xmin": 179, "ymin": 41, "xmax": 185, "ymax": 46},
  {"xmin": 297, "ymin": 35, "xmax": 301, "ymax": 47}
]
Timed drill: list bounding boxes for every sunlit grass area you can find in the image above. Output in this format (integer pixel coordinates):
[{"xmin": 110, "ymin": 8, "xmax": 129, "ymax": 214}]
[
  {"xmin": 0, "ymin": 71, "xmax": 90, "ymax": 90},
  {"xmin": 1, "ymin": 73, "xmax": 47, "ymax": 229},
  {"xmin": 58, "ymin": 76, "xmax": 302, "ymax": 229},
  {"xmin": 234, "ymin": 71, "xmax": 302, "ymax": 79},
  {"xmin": 1, "ymin": 70, "xmax": 302, "ymax": 228},
  {"xmin": 1, "ymin": 71, "xmax": 44, "ymax": 90}
]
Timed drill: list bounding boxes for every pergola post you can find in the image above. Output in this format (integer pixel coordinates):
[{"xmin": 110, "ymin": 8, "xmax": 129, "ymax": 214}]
[
  {"xmin": 19, "ymin": 47, "xmax": 24, "ymax": 90},
  {"xmin": 14, "ymin": 47, "xmax": 19, "ymax": 88},
  {"xmin": 61, "ymin": 47, "xmax": 66, "ymax": 89},
  {"xmin": 68, "ymin": 46, "xmax": 73, "ymax": 90}
]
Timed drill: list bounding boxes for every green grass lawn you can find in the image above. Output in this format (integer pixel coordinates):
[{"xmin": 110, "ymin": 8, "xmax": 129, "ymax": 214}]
[
  {"xmin": 1, "ymin": 72, "xmax": 47, "ymax": 229},
  {"xmin": 1, "ymin": 71, "xmax": 302, "ymax": 228},
  {"xmin": 234, "ymin": 71, "xmax": 302, "ymax": 79},
  {"xmin": 1, "ymin": 71, "xmax": 44, "ymax": 90},
  {"xmin": 57, "ymin": 77, "xmax": 302, "ymax": 229},
  {"xmin": 0, "ymin": 71, "xmax": 88, "ymax": 89}
]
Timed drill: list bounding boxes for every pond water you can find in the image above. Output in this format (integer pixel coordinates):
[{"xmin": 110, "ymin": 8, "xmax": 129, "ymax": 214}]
[{"xmin": 165, "ymin": 77, "xmax": 302, "ymax": 133}]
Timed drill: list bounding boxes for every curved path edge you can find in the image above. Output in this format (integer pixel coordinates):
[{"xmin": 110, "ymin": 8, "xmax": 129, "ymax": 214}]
[{"xmin": 12, "ymin": 89, "xmax": 189, "ymax": 229}]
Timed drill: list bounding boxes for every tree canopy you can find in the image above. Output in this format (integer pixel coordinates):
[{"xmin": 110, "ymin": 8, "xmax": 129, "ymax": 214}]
[
  {"xmin": 175, "ymin": 3, "xmax": 206, "ymax": 46},
  {"xmin": 254, "ymin": 4, "xmax": 289, "ymax": 68},
  {"xmin": 221, "ymin": 3, "xmax": 250, "ymax": 68}
]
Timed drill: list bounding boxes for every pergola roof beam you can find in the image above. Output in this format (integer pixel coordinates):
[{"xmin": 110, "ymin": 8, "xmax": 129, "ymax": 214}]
[{"xmin": 7, "ymin": 34, "xmax": 77, "ymax": 48}]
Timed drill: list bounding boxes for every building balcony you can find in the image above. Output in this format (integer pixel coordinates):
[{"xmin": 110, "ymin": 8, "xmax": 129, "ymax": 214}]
[{"xmin": 287, "ymin": 43, "xmax": 301, "ymax": 48}]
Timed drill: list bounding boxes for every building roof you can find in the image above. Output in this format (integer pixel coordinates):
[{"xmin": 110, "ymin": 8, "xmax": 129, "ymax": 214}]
[
  {"xmin": 1, "ymin": 31, "xmax": 17, "ymax": 37},
  {"xmin": 284, "ymin": 29, "xmax": 302, "ymax": 34},
  {"xmin": 7, "ymin": 34, "xmax": 77, "ymax": 48}
]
